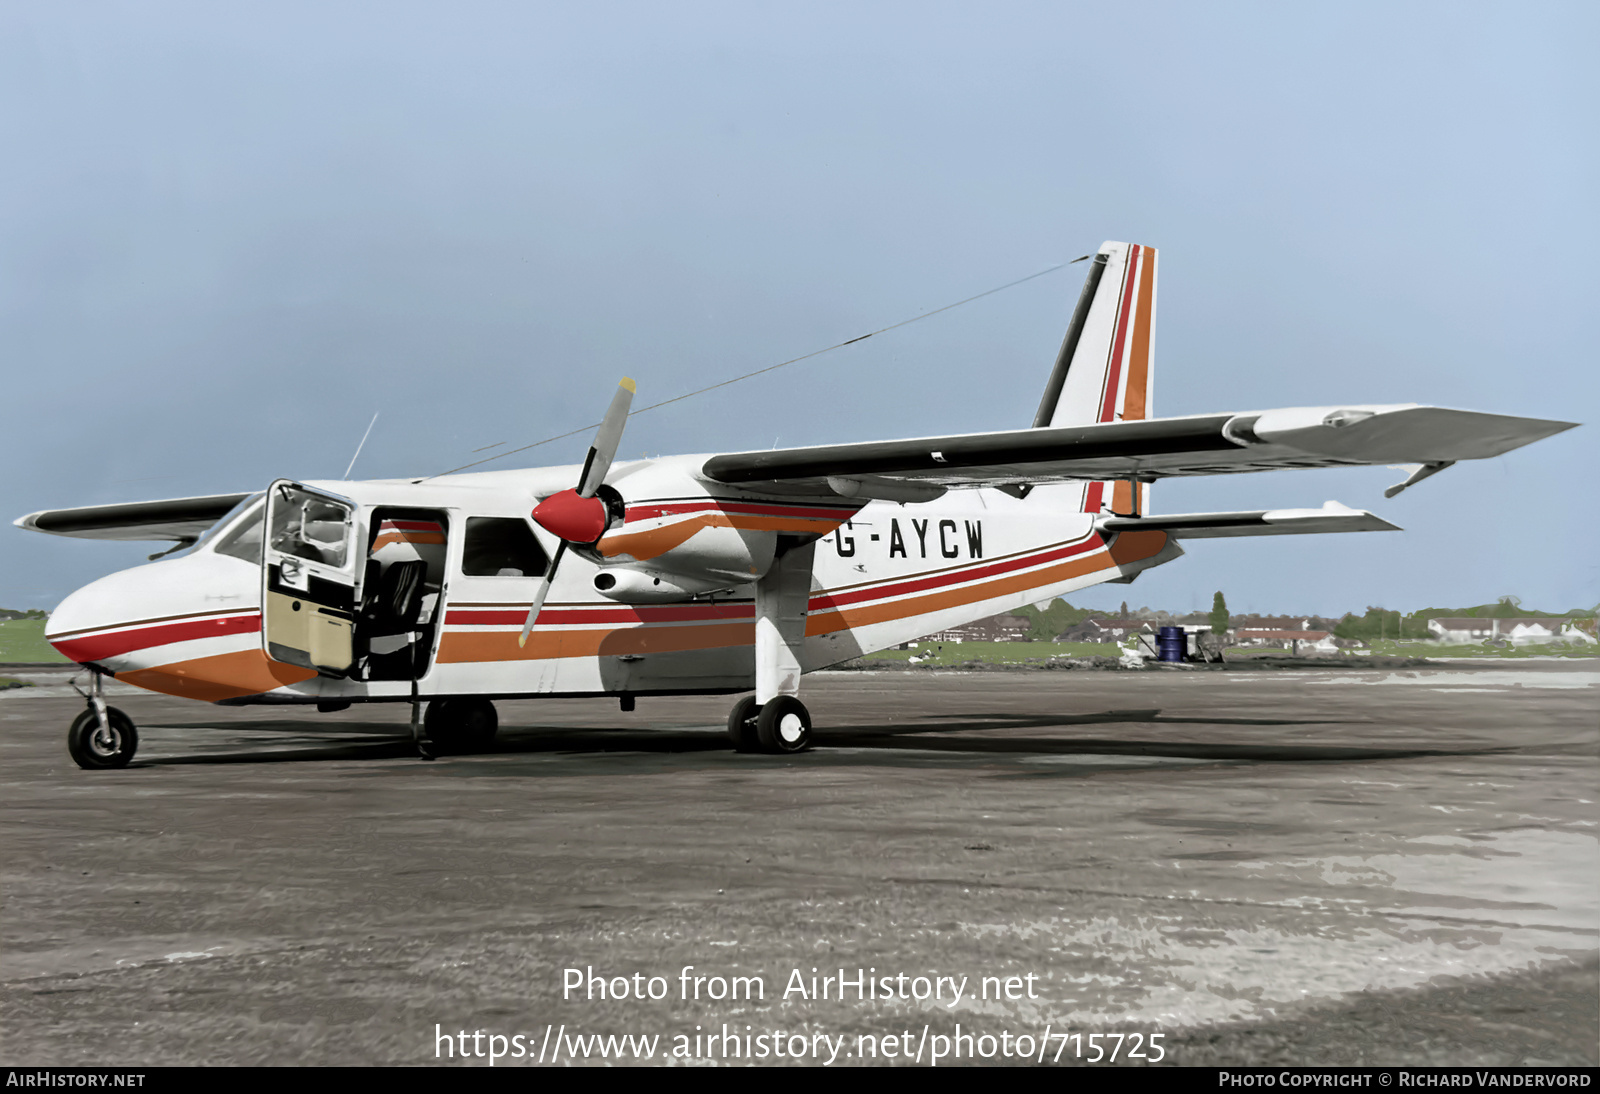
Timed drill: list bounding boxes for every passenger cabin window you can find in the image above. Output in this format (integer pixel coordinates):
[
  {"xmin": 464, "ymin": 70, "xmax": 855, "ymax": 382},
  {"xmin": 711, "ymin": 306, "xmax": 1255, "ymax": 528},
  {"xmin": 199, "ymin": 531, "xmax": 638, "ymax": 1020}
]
[
  {"xmin": 462, "ymin": 517, "xmax": 549, "ymax": 577},
  {"xmin": 214, "ymin": 503, "xmax": 266, "ymax": 564}
]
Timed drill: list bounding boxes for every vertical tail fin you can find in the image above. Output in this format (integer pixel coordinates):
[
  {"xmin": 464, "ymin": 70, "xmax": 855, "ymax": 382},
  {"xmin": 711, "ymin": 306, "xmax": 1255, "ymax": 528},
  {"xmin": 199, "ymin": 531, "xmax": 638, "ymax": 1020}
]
[{"xmin": 1031, "ymin": 241, "xmax": 1157, "ymax": 515}]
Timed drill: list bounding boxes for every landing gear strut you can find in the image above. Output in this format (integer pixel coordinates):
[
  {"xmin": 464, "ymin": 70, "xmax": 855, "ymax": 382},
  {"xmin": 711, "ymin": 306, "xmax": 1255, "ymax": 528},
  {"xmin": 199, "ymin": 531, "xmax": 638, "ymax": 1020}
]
[
  {"xmin": 727, "ymin": 695, "xmax": 760, "ymax": 752},
  {"xmin": 733, "ymin": 537, "xmax": 818, "ymax": 754},
  {"xmin": 68, "ymin": 671, "xmax": 138, "ymax": 769}
]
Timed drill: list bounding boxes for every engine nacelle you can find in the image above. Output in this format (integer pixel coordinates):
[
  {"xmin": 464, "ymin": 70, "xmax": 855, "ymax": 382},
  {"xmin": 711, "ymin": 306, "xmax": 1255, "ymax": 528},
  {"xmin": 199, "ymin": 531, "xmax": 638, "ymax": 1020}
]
[
  {"xmin": 585, "ymin": 502, "xmax": 779, "ymax": 585},
  {"xmin": 573, "ymin": 460, "xmax": 853, "ymax": 602},
  {"xmin": 592, "ymin": 568, "xmax": 739, "ymax": 604}
]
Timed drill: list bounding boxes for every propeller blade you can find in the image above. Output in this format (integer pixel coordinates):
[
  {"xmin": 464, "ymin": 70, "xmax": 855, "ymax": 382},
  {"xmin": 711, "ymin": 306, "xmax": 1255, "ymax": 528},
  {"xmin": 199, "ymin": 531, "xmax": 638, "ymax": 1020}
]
[
  {"xmin": 518, "ymin": 540, "xmax": 568, "ymax": 648},
  {"xmin": 578, "ymin": 377, "xmax": 635, "ymax": 498},
  {"xmin": 522, "ymin": 379, "xmax": 636, "ymax": 648}
]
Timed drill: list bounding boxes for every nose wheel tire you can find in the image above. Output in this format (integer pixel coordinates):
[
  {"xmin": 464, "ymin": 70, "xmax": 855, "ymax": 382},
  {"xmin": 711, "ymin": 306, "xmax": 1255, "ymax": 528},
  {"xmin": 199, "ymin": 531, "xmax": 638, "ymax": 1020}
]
[
  {"xmin": 727, "ymin": 695, "xmax": 761, "ymax": 752},
  {"xmin": 68, "ymin": 706, "xmax": 138, "ymax": 769},
  {"xmin": 423, "ymin": 698, "xmax": 499, "ymax": 754},
  {"xmin": 755, "ymin": 695, "xmax": 812, "ymax": 754}
]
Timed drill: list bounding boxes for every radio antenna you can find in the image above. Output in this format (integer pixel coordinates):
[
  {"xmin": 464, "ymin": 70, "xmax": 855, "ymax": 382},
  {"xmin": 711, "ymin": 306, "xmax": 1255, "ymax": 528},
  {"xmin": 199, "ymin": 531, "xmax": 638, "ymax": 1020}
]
[{"xmin": 343, "ymin": 412, "xmax": 380, "ymax": 480}]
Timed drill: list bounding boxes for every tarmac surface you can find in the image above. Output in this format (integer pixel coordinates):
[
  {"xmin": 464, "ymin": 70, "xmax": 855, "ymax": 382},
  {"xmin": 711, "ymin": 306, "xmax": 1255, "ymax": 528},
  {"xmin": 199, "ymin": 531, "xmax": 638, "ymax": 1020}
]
[{"xmin": 1, "ymin": 659, "xmax": 1595, "ymax": 1066}]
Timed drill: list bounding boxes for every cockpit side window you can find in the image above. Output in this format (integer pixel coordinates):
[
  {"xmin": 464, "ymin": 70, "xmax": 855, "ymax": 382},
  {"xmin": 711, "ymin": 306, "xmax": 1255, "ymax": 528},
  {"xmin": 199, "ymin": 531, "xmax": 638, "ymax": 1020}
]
[
  {"xmin": 462, "ymin": 517, "xmax": 550, "ymax": 577},
  {"xmin": 268, "ymin": 487, "xmax": 352, "ymax": 568},
  {"xmin": 214, "ymin": 500, "xmax": 267, "ymax": 565}
]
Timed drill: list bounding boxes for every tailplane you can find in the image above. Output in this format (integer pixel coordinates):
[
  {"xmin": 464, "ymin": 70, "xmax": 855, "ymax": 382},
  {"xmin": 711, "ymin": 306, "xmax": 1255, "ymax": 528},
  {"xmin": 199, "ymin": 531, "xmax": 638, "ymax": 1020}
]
[{"xmin": 1032, "ymin": 241, "xmax": 1157, "ymax": 515}]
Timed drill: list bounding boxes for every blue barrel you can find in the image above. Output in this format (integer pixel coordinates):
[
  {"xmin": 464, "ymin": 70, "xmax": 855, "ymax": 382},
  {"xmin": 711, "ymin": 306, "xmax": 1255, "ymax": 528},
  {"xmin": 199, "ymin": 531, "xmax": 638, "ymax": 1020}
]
[{"xmin": 1157, "ymin": 626, "xmax": 1187, "ymax": 662}]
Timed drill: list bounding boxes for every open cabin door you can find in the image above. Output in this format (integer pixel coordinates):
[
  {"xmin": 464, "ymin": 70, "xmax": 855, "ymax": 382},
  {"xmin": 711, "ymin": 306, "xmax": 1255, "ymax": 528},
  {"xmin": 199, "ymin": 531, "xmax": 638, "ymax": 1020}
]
[{"xmin": 261, "ymin": 480, "xmax": 360, "ymax": 676}]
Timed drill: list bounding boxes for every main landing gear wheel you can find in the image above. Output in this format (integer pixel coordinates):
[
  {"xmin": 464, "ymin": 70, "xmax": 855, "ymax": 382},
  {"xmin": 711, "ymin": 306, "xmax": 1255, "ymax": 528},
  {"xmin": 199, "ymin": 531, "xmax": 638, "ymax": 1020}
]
[
  {"xmin": 755, "ymin": 695, "xmax": 812, "ymax": 754},
  {"xmin": 423, "ymin": 698, "xmax": 499, "ymax": 754},
  {"xmin": 727, "ymin": 695, "xmax": 760, "ymax": 752},
  {"xmin": 68, "ymin": 706, "xmax": 138, "ymax": 770}
]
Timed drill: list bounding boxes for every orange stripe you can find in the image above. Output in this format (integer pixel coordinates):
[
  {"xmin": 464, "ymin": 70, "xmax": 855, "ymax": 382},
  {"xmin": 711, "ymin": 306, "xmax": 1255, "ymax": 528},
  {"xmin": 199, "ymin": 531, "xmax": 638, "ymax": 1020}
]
[
  {"xmin": 437, "ymin": 622, "xmax": 755, "ymax": 663},
  {"xmin": 442, "ymin": 533, "xmax": 1172, "ymax": 663},
  {"xmin": 597, "ymin": 512, "xmax": 846, "ymax": 562},
  {"xmin": 807, "ymin": 531, "xmax": 1168, "ymax": 636},
  {"xmin": 122, "ymin": 532, "xmax": 1171, "ymax": 683},
  {"xmin": 1107, "ymin": 529, "xmax": 1168, "ymax": 565},
  {"xmin": 1111, "ymin": 480, "xmax": 1133, "ymax": 515},
  {"xmin": 116, "ymin": 649, "xmax": 318, "ymax": 702},
  {"xmin": 371, "ymin": 531, "xmax": 446, "ymax": 551},
  {"xmin": 1108, "ymin": 480, "xmax": 1149, "ymax": 515},
  {"xmin": 809, "ymin": 546, "xmax": 1099, "ymax": 635},
  {"xmin": 1122, "ymin": 246, "xmax": 1156, "ymax": 421}
]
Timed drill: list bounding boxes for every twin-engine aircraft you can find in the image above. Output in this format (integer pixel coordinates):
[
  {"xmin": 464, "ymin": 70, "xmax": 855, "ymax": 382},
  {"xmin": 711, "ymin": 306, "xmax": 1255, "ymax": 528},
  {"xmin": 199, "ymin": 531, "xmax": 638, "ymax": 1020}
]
[{"xmin": 17, "ymin": 242, "xmax": 1576, "ymax": 768}]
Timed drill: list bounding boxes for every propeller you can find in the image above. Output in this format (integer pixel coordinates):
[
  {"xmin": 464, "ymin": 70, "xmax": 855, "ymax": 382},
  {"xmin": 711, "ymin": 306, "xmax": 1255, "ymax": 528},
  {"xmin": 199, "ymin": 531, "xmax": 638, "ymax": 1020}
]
[{"xmin": 518, "ymin": 378, "xmax": 636, "ymax": 647}]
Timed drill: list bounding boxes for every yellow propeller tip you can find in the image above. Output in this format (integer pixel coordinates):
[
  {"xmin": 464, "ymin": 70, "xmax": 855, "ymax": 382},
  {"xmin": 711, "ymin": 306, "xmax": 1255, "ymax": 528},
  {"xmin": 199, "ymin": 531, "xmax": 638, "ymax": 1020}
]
[
  {"xmin": 620, "ymin": 377, "xmax": 636, "ymax": 393},
  {"xmin": 517, "ymin": 633, "xmax": 529, "ymax": 648}
]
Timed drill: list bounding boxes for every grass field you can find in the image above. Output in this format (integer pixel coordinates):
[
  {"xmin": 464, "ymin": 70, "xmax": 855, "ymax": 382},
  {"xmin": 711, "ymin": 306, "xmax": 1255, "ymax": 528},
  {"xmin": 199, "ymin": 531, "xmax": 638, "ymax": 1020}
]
[
  {"xmin": 858, "ymin": 638, "xmax": 1597, "ymax": 667},
  {"xmin": 0, "ymin": 618, "xmax": 68, "ymax": 663},
  {"xmin": 858, "ymin": 640, "xmax": 1122, "ymax": 667}
]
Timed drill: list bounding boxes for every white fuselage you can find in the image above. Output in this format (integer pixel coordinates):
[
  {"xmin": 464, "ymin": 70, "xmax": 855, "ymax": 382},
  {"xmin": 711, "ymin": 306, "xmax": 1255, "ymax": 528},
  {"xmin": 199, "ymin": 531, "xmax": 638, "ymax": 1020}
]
[{"xmin": 45, "ymin": 457, "xmax": 1178, "ymax": 704}]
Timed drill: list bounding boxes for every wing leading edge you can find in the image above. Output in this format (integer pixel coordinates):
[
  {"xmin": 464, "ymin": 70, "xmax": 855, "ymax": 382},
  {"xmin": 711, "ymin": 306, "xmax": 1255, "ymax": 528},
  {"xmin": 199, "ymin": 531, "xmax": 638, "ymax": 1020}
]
[
  {"xmin": 14, "ymin": 493, "xmax": 253, "ymax": 543},
  {"xmin": 701, "ymin": 404, "xmax": 1576, "ymax": 492}
]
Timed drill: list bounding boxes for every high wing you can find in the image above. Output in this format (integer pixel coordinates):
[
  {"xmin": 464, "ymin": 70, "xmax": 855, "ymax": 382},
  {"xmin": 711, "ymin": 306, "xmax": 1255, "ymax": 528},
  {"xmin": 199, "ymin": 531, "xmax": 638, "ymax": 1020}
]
[
  {"xmin": 14, "ymin": 493, "xmax": 253, "ymax": 543},
  {"xmin": 701, "ymin": 404, "xmax": 1576, "ymax": 495}
]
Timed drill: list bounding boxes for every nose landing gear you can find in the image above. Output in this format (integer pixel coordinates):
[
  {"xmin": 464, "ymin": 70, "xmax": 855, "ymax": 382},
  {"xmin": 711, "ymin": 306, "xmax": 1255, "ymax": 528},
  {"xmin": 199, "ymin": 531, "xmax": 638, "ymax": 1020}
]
[{"xmin": 67, "ymin": 671, "xmax": 138, "ymax": 769}]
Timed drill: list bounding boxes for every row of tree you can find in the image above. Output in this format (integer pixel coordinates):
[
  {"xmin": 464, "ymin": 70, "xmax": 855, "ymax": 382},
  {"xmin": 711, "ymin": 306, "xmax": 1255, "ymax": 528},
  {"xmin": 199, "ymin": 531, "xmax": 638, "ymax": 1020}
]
[{"xmin": 1013, "ymin": 594, "xmax": 1597, "ymax": 643}]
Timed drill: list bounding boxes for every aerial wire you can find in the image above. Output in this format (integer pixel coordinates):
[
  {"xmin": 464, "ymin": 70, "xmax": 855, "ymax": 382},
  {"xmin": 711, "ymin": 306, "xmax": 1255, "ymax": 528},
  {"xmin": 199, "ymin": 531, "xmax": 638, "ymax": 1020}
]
[
  {"xmin": 343, "ymin": 412, "xmax": 380, "ymax": 479},
  {"xmin": 422, "ymin": 261, "xmax": 1067, "ymax": 479}
]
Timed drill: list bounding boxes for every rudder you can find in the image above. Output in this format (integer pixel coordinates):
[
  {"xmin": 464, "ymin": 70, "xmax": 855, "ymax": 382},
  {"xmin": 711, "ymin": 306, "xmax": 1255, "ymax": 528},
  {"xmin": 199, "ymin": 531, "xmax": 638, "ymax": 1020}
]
[{"xmin": 1031, "ymin": 241, "xmax": 1157, "ymax": 515}]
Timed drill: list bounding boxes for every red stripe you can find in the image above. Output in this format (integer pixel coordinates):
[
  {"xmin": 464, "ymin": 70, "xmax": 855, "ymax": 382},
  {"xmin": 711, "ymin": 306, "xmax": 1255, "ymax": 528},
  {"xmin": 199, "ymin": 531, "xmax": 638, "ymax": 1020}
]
[
  {"xmin": 624, "ymin": 501, "xmax": 859, "ymax": 522},
  {"xmin": 1083, "ymin": 481, "xmax": 1104, "ymax": 515},
  {"xmin": 448, "ymin": 536, "xmax": 1107, "ymax": 628},
  {"xmin": 807, "ymin": 535, "xmax": 1105, "ymax": 612},
  {"xmin": 1098, "ymin": 245, "xmax": 1142, "ymax": 424},
  {"xmin": 445, "ymin": 602, "xmax": 756, "ymax": 627},
  {"xmin": 52, "ymin": 614, "xmax": 262, "ymax": 663}
]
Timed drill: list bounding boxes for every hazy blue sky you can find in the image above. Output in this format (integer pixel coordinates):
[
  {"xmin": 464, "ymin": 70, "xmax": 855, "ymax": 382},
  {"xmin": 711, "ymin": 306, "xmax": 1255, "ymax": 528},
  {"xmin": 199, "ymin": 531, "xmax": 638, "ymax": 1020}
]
[{"xmin": 3, "ymin": 2, "xmax": 1594, "ymax": 616}]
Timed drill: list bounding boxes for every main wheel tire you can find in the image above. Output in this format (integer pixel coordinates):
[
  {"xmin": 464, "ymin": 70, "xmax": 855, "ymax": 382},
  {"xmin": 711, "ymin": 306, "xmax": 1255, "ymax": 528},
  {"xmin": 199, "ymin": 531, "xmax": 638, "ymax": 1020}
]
[
  {"xmin": 424, "ymin": 698, "xmax": 498, "ymax": 754},
  {"xmin": 68, "ymin": 707, "xmax": 138, "ymax": 770},
  {"xmin": 727, "ymin": 695, "xmax": 760, "ymax": 752},
  {"xmin": 755, "ymin": 695, "xmax": 811, "ymax": 754}
]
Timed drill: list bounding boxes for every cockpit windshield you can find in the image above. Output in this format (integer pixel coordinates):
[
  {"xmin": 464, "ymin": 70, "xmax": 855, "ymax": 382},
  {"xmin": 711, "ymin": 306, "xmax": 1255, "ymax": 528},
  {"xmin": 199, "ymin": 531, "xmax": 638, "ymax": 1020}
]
[{"xmin": 212, "ymin": 497, "xmax": 267, "ymax": 564}]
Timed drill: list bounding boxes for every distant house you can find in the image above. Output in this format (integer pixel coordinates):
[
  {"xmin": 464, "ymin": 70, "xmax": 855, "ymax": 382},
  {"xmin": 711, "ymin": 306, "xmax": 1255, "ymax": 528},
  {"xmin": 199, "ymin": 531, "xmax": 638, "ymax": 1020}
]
[
  {"xmin": 1055, "ymin": 617, "xmax": 1154, "ymax": 644},
  {"xmin": 1233, "ymin": 629, "xmax": 1338, "ymax": 652},
  {"xmin": 924, "ymin": 613, "xmax": 1030, "ymax": 644},
  {"xmin": 1230, "ymin": 615, "xmax": 1341, "ymax": 633},
  {"xmin": 1426, "ymin": 617, "xmax": 1574, "ymax": 645}
]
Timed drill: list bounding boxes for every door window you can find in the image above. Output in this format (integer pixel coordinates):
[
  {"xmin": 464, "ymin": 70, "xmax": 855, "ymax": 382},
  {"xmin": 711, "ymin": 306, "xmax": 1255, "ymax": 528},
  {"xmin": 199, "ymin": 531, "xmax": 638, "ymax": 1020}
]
[{"xmin": 269, "ymin": 487, "xmax": 352, "ymax": 569}]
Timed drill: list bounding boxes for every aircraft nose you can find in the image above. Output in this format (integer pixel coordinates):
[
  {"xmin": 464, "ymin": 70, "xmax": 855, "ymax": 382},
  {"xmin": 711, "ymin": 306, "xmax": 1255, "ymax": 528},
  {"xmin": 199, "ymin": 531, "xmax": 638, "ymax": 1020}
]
[
  {"xmin": 42, "ymin": 551, "xmax": 262, "ymax": 670},
  {"xmin": 45, "ymin": 573, "xmax": 129, "ymax": 662}
]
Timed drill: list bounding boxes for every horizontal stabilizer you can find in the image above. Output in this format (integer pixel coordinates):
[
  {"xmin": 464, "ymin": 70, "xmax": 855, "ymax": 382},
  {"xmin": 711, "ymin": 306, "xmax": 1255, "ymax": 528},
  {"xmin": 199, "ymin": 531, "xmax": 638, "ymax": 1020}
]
[
  {"xmin": 13, "ymin": 493, "xmax": 252, "ymax": 542},
  {"xmin": 1098, "ymin": 501, "xmax": 1399, "ymax": 539}
]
